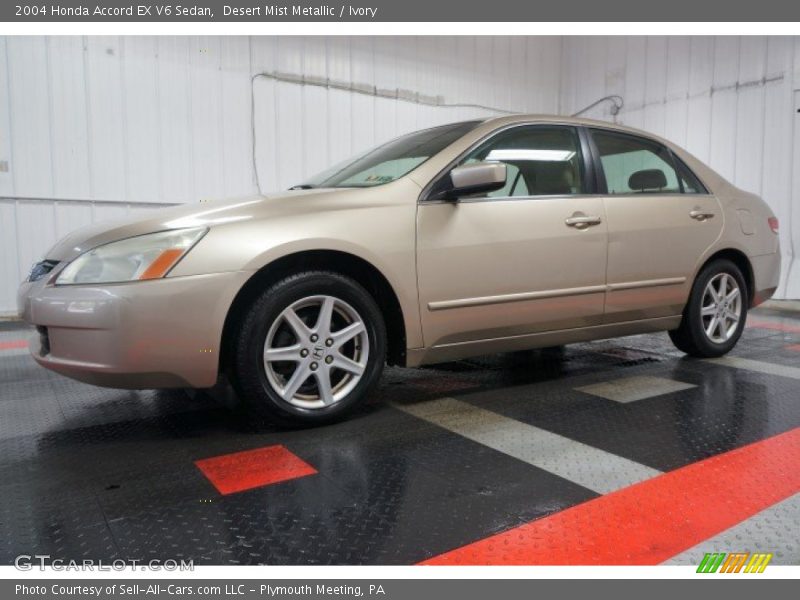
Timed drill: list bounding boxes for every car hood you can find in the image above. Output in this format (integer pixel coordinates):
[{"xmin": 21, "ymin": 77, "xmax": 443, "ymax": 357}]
[{"xmin": 44, "ymin": 188, "xmax": 372, "ymax": 262}]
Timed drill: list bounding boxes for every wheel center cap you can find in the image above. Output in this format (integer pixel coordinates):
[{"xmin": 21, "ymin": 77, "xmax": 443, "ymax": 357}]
[{"xmin": 312, "ymin": 346, "xmax": 325, "ymax": 359}]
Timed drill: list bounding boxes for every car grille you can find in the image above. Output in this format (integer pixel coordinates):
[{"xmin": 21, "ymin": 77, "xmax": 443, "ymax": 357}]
[{"xmin": 28, "ymin": 259, "xmax": 59, "ymax": 283}]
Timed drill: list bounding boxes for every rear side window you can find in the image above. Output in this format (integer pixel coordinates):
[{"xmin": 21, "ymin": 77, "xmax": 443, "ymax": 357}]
[
  {"xmin": 591, "ymin": 129, "xmax": 681, "ymax": 195},
  {"xmin": 673, "ymin": 155, "xmax": 709, "ymax": 194}
]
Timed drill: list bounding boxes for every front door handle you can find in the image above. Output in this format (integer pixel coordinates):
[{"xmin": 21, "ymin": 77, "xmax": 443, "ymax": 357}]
[
  {"xmin": 565, "ymin": 214, "xmax": 602, "ymax": 229},
  {"xmin": 690, "ymin": 209, "xmax": 715, "ymax": 221}
]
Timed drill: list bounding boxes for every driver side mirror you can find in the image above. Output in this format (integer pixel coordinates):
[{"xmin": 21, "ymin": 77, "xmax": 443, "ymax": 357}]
[{"xmin": 433, "ymin": 162, "xmax": 507, "ymax": 201}]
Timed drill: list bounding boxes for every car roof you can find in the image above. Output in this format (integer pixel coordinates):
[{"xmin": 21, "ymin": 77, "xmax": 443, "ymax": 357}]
[{"xmin": 480, "ymin": 113, "xmax": 658, "ymax": 138}]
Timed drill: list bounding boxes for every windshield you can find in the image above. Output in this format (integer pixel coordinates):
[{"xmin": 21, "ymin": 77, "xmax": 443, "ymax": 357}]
[{"xmin": 296, "ymin": 120, "xmax": 482, "ymax": 189}]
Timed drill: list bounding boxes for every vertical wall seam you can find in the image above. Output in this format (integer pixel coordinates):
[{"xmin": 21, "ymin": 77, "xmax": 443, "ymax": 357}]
[
  {"xmin": 620, "ymin": 37, "xmax": 629, "ymax": 124},
  {"xmin": 3, "ymin": 38, "xmax": 17, "ymax": 197},
  {"xmin": 11, "ymin": 198, "xmax": 21, "ymax": 284},
  {"xmin": 683, "ymin": 37, "xmax": 691, "ymax": 146},
  {"xmin": 43, "ymin": 37, "xmax": 56, "ymax": 201},
  {"xmin": 758, "ymin": 37, "xmax": 769, "ymax": 198},
  {"xmin": 186, "ymin": 39, "xmax": 196, "ymax": 203},
  {"xmin": 787, "ymin": 38, "xmax": 797, "ymax": 290},
  {"xmin": 348, "ymin": 37, "xmax": 355, "ymax": 155},
  {"xmin": 300, "ymin": 39, "xmax": 307, "ymax": 188},
  {"xmin": 217, "ymin": 37, "xmax": 227, "ymax": 198},
  {"xmin": 272, "ymin": 37, "xmax": 280, "ymax": 191},
  {"xmin": 246, "ymin": 35, "xmax": 256, "ymax": 193},
  {"xmin": 4, "ymin": 42, "xmax": 21, "ymax": 287},
  {"xmin": 119, "ymin": 37, "xmax": 131, "ymax": 203},
  {"xmin": 81, "ymin": 35, "xmax": 95, "ymax": 201},
  {"xmin": 153, "ymin": 36, "xmax": 164, "ymax": 203},
  {"xmin": 707, "ymin": 39, "xmax": 716, "ymax": 170},
  {"xmin": 371, "ymin": 37, "xmax": 378, "ymax": 147},
  {"xmin": 522, "ymin": 37, "xmax": 530, "ymax": 113},
  {"xmin": 731, "ymin": 36, "xmax": 742, "ymax": 186},
  {"xmin": 2, "ymin": 39, "xmax": 21, "ymax": 286}
]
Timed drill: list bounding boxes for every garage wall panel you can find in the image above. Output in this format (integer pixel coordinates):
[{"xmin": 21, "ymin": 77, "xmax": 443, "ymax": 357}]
[
  {"xmin": 561, "ymin": 35, "xmax": 797, "ymax": 299},
  {"xmin": 47, "ymin": 37, "xmax": 91, "ymax": 200},
  {"xmin": 0, "ymin": 38, "xmax": 13, "ymax": 198},
  {"xmin": 156, "ymin": 37, "xmax": 194, "ymax": 204},
  {"xmin": 250, "ymin": 36, "xmax": 561, "ymax": 192},
  {"xmin": 219, "ymin": 36, "xmax": 254, "ymax": 197},
  {"xmin": 15, "ymin": 201, "xmax": 57, "ymax": 281},
  {"xmin": 763, "ymin": 38, "xmax": 794, "ymax": 293},
  {"xmin": 122, "ymin": 36, "xmax": 161, "ymax": 203},
  {"xmin": 92, "ymin": 202, "xmax": 130, "ymax": 223},
  {"xmin": 275, "ymin": 81, "xmax": 305, "ymax": 190},
  {"xmin": 85, "ymin": 36, "xmax": 127, "ymax": 201},
  {"xmin": 3, "ymin": 34, "xmax": 799, "ymax": 311},
  {"xmin": 0, "ymin": 200, "xmax": 20, "ymax": 310},
  {"xmin": 0, "ymin": 35, "xmax": 562, "ymax": 313},
  {"xmin": 189, "ymin": 36, "xmax": 226, "ymax": 202},
  {"xmin": 54, "ymin": 202, "xmax": 92, "ymax": 239},
  {"xmin": 663, "ymin": 38, "xmax": 690, "ymax": 148},
  {"xmin": 7, "ymin": 37, "xmax": 53, "ymax": 199}
]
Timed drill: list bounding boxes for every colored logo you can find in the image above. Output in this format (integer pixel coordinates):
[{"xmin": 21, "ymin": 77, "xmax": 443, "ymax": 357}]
[{"xmin": 697, "ymin": 552, "xmax": 772, "ymax": 573}]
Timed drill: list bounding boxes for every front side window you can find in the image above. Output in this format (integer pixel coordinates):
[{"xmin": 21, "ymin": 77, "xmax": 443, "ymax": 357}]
[
  {"xmin": 298, "ymin": 120, "xmax": 482, "ymax": 189},
  {"xmin": 447, "ymin": 125, "xmax": 586, "ymax": 199},
  {"xmin": 591, "ymin": 129, "xmax": 682, "ymax": 194}
]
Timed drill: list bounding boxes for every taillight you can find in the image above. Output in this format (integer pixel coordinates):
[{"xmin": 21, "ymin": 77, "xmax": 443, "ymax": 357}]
[{"xmin": 768, "ymin": 217, "xmax": 779, "ymax": 234}]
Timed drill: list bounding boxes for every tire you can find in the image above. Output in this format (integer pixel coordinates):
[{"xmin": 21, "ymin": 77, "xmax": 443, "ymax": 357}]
[
  {"xmin": 231, "ymin": 271, "xmax": 387, "ymax": 426},
  {"xmin": 669, "ymin": 258, "xmax": 748, "ymax": 358}
]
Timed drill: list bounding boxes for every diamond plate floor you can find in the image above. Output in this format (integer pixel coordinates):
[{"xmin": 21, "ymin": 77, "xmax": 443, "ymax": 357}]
[{"xmin": 0, "ymin": 308, "xmax": 799, "ymax": 565}]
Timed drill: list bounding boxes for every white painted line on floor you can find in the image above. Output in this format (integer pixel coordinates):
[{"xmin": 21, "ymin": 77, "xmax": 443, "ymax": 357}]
[
  {"xmin": 576, "ymin": 375, "xmax": 696, "ymax": 404},
  {"xmin": 705, "ymin": 356, "xmax": 800, "ymax": 380},
  {"xmin": 663, "ymin": 492, "xmax": 800, "ymax": 566},
  {"xmin": 395, "ymin": 397, "xmax": 662, "ymax": 495},
  {"xmin": 0, "ymin": 348, "xmax": 30, "ymax": 357},
  {"xmin": 0, "ymin": 330, "xmax": 30, "ymax": 342}
]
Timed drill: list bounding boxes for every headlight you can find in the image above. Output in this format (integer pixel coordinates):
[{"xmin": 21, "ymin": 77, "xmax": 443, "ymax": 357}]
[{"xmin": 56, "ymin": 228, "xmax": 207, "ymax": 285}]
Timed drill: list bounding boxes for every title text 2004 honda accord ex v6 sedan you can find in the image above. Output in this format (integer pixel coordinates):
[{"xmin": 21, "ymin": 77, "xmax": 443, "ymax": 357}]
[{"xmin": 18, "ymin": 116, "xmax": 781, "ymax": 425}]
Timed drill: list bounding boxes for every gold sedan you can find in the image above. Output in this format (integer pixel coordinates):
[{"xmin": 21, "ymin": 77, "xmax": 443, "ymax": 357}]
[{"xmin": 17, "ymin": 116, "xmax": 781, "ymax": 424}]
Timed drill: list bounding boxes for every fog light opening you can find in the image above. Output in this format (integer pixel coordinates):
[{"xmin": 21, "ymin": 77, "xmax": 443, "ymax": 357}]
[{"xmin": 36, "ymin": 326, "xmax": 50, "ymax": 356}]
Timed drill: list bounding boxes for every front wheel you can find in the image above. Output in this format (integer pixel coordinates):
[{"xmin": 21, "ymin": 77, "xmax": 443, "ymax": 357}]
[
  {"xmin": 231, "ymin": 271, "xmax": 387, "ymax": 425},
  {"xmin": 669, "ymin": 259, "xmax": 748, "ymax": 358}
]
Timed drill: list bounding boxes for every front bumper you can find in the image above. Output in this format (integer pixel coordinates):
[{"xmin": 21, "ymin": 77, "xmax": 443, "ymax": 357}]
[{"xmin": 17, "ymin": 270, "xmax": 252, "ymax": 389}]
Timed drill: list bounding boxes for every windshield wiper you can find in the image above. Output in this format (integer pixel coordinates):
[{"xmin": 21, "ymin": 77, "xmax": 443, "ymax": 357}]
[{"xmin": 289, "ymin": 184, "xmax": 314, "ymax": 190}]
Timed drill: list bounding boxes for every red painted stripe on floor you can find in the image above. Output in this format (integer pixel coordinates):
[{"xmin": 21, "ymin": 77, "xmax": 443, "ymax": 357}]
[
  {"xmin": 747, "ymin": 318, "xmax": 800, "ymax": 334},
  {"xmin": 0, "ymin": 340, "xmax": 27, "ymax": 351},
  {"xmin": 195, "ymin": 445, "xmax": 317, "ymax": 495},
  {"xmin": 421, "ymin": 427, "xmax": 800, "ymax": 565}
]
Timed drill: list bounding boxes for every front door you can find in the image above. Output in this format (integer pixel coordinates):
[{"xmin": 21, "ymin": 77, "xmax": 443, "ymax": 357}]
[{"xmin": 416, "ymin": 124, "xmax": 608, "ymax": 349}]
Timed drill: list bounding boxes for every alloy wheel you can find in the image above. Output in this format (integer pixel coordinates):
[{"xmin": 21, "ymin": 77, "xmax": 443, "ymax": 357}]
[
  {"xmin": 700, "ymin": 273, "xmax": 742, "ymax": 344},
  {"xmin": 263, "ymin": 295, "xmax": 369, "ymax": 409}
]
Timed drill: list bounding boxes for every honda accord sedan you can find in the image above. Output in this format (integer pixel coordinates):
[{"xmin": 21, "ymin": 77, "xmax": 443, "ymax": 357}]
[{"xmin": 18, "ymin": 115, "xmax": 781, "ymax": 424}]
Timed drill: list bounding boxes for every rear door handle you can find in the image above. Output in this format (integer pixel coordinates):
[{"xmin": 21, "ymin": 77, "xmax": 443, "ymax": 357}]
[
  {"xmin": 690, "ymin": 209, "xmax": 715, "ymax": 221},
  {"xmin": 565, "ymin": 215, "xmax": 602, "ymax": 229}
]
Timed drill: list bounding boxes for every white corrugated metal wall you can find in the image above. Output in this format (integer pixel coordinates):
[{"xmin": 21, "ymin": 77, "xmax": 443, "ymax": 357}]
[
  {"xmin": 251, "ymin": 37, "xmax": 561, "ymax": 191},
  {"xmin": 560, "ymin": 36, "xmax": 799, "ymax": 299},
  {"xmin": 0, "ymin": 35, "xmax": 561, "ymax": 314},
  {"xmin": 1, "ymin": 35, "xmax": 799, "ymax": 314}
]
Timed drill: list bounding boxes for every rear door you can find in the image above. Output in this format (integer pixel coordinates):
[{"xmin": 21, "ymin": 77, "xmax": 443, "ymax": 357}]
[{"xmin": 588, "ymin": 128, "xmax": 723, "ymax": 323}]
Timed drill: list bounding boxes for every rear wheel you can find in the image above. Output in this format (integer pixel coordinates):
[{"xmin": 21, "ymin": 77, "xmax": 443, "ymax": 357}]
[
  {"xmin": 231, "ymin": 271, "xmax": 386, "ymax": 425},
  {"xmin": 669, "ymin": 259, "xmax": 748, "ymax": 357}
]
